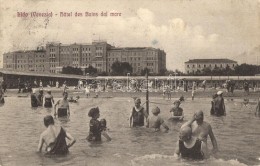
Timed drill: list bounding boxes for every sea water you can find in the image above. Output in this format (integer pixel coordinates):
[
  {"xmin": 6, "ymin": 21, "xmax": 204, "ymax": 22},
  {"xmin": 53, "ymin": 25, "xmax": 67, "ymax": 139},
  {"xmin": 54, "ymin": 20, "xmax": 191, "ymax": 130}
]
[{"xmin": 0, "ymin": 97, "xmax": 259, "ymax": 166}]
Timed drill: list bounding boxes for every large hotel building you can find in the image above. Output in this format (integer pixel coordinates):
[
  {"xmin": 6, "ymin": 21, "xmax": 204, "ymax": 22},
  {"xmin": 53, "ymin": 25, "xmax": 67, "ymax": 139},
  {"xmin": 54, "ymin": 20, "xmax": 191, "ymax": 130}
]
[{"xmin": 3, "ymin": 41, "xmax": 166, "ymax": 75}]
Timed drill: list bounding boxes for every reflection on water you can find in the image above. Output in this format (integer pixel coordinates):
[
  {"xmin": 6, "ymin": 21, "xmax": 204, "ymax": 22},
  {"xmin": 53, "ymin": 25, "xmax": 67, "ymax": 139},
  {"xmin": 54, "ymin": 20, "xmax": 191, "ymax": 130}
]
[{"xmin": 0, "ymin": 97, "xmax": 259, "ymax": 166}]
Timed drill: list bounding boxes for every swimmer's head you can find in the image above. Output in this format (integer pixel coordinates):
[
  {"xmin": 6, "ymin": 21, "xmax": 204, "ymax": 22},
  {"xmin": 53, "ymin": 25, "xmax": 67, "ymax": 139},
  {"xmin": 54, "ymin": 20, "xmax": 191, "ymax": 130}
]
[
  {"xmin": 47, "ymin": 90, "xmax": 51, "ymax": 94},
  {"xmin": 76, "ymin": 96, "xmax": 80, "ymax": 99},
  {"xmin": 63, "ymin": 92, "xmax": 68, "ymax": 98},
  {"xmin": 212, "ymin": 94, "xmax": 218, "ymax": 99},
  {"xmin": 134, "ymin": 98, "xmax": 141, "ymax": 107},
  {"xmin": 44, "ymin": 115, "xmax": 54, "ymax": 127},
  {"xmin": 179, "ymin": 96, "xmax": 185, "ymax": 102},
  {"xmin": 195, "ymin": 110, "xmax": 204, "ymax": 125},
  {"xmin": 39, "ymin": 89, "xmax": 43, "ymax": 94},
  {"xmin": 151, "ymin": 106, "xmax": 160, "ymax": 115},
  {"xmin": 88, "ymin": 107, "xmax": 100, "ymax": 118},
  {"xmin": 179, "ymin": 126, "xmax": 192, "ymax": 142}
]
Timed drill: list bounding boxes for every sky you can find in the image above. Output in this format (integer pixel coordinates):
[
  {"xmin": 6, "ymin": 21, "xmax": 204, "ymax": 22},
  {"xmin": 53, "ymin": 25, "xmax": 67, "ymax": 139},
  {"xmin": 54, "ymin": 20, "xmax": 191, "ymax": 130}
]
[{"xmin": 0, "ymin": 0, "xmax": 259, "ymax": 71}]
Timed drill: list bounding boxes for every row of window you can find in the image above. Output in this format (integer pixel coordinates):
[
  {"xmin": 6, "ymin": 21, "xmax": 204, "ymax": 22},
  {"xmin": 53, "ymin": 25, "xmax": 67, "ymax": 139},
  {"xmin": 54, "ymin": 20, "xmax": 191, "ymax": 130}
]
[
  {"xmin": 95, "ymin": 53, "xmax": 103, "ymax": 57},
  {"xmin": 108, "ymin": 51, "xmax": 157, "ymax": 57},
  {"xmin": 50, "ymin": 54, "xmax": 56, "ymax": 58},
  {"xmin": 50, "ymin": 48, "xmax": 56, "ymax": 52},
  {"xmin": 186, "ymin": 64, "xmax": 236, "ymax": 68}
]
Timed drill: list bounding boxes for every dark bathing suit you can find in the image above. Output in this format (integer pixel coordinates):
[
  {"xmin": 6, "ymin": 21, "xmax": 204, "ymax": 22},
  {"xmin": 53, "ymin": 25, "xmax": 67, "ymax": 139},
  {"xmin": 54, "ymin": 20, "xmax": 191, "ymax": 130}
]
[
  {"xmin": 46, "ymin": 127, "xmax": 68, "ymax": 155},
  {"xmin": 131, "ymin": 107, "xmax": 145, "ymax": 127},
  {"xmin": 44, "ymin": 97, "xmax": 53, "ymax": 108},
  {"xmin": 0, "ymin": 97, "xmax": 4, "ymax": 104},
  {"xmin": 87, "ymin": 119, "xmax": 102, "ymax": 141},
  {"xmin": 214, "ymin": 96, "xmax": 225, "ymax": 116},
  {"xmin": 31, "ymin": 94, "xmax": 38, "ymax": 107},
  {"xmin": 179, "ymin": 139, "xmax": 204, "ymax": 160},
  {"xmin": 57, "ymin": 108, "xmax": 68, "ymax": 117},
  {"xmin": 37, "ymin": 94, "xmax": 43, "ymax": 106}
]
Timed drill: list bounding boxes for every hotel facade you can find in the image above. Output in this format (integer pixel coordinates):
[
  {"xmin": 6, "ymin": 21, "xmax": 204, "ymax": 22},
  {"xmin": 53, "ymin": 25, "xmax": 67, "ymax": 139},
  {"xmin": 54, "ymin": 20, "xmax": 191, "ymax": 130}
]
[{"xmin": 3, "ymin": 41, "xmax": 166, "ymax": 75}]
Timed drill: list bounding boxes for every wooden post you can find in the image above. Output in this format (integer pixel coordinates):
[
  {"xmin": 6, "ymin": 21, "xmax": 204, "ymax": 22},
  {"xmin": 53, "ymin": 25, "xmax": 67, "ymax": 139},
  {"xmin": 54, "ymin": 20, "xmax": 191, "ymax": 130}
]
[{"xmin": 146, "ymin": 70, "xmax": 149, "ymax": 115}]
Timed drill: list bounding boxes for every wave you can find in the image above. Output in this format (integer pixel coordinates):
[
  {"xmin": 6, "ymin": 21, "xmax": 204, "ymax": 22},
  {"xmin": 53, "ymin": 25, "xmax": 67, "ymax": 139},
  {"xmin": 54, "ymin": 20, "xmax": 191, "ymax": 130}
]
[{"xmin": 130, "ymin": 154, "xmax": 248, "ymax": 166}]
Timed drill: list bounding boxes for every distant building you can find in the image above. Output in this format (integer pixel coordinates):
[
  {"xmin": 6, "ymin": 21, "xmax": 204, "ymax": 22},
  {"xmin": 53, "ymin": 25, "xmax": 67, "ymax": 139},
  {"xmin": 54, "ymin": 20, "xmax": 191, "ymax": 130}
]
[
  {"xmin": 3, "ymin": 48, "xmax": 47, "ymax": 73},
  {"xmin": 107, "ymin": 47, "xmax": 166, "ymax": 74},
  {"xmin": 3, "ymin": 41, "xmax": 166, "ymax": 75},
  {"xmin": 184, "ymin": 59, "xmax": 238, "ymax": 74}
]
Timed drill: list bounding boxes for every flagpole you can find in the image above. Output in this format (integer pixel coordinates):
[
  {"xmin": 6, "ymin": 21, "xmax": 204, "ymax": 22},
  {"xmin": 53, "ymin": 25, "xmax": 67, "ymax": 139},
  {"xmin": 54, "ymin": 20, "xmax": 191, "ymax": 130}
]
[{"xmin": 146, "ymin": 69, "xmax": 149, "ymax": 115}]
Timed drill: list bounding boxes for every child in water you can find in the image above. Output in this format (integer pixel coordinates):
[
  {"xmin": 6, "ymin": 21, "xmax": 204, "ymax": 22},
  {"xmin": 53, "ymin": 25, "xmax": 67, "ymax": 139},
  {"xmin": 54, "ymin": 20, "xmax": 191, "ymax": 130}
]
[
  {"xmin": 147, "ymin": 106, "xmax": 169, "ymax": 132},
  {"xmin": 86, "ymin": 107, "xmax": 111, "ymax": 142}
]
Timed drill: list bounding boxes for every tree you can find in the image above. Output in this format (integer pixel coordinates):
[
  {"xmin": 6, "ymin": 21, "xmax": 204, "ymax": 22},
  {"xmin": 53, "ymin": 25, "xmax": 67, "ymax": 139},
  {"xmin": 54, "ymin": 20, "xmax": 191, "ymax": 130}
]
[
  {"xmin": 234, "ymin": 63, "xmax": 258, "ymax": 76},
  {"xmin": 62, "ymin": 66, "xmax": 83, "ymax": 75},
  {"xmin": 111, "ymin": 61, "xmax": 133, "ymax": 76},
  {"xmin": 85, "ymin": 65, "xmax": 98, "ymax": 76},
  {"xmin": 158, "ymin": 68, "xmax": 167, "ymax": 76}
]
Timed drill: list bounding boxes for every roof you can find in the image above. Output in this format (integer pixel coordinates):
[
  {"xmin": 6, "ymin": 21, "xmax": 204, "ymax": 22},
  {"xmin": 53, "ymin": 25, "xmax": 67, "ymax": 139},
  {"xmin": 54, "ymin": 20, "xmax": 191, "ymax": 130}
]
[
  {"xmin": 185, "ymin": 59, "xmax": 237, "ymax": 63},
  {"xmin": 109, "ymin": 47, "xmax": 158, "ymax": 50},
  {"xmin": 0, "ymin": 69, "xmax": 95, "ymax": 79}
]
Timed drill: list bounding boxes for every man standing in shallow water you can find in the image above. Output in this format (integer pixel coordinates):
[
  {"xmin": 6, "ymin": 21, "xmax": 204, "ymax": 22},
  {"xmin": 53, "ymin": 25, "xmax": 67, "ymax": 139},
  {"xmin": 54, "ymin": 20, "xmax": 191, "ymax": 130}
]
[{"xmin": 182, "ymin": 110, "xmax": 218, "ymax": 154}]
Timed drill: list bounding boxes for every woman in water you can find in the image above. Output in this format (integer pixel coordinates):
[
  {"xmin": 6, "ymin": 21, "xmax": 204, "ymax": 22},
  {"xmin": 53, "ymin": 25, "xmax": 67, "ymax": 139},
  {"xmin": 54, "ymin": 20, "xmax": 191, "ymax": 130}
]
[
  {"xmin": 43, "ymin": 90, "xmax": 54, "ymax": 108},
  {"xmin": 86, "ymin": 107, "xmax": 111, "ymax": 142},
  {"xmin": 170, "ymin": 100, "xmax": 184, "ymax": 121}
]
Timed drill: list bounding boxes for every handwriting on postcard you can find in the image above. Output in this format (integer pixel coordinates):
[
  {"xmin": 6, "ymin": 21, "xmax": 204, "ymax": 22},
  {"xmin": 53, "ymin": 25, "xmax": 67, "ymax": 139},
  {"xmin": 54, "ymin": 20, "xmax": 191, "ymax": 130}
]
[{"xmin": 17, "ymin": 11, "xmax": 121, "ymax": 18}]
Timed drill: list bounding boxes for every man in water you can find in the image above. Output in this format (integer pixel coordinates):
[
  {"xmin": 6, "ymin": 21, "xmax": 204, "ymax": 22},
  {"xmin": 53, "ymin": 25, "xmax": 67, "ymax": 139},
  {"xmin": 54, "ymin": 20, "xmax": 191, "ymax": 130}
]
[
  {"xmin": 31, "ymin": 89, "xmax": 41, "ymax": 107},
  {"xmin": 182, "ymin": 110, "xmax": 218, "ymax": 154},
  {"xmin": 175, "ymin": 126, "xmax": 209, "ymax": 160},
  {"xmin": 37, "ymin": 89, "xmax": 44, "ymax": 106},
  {"xmin": 54, "ymin": 92, "xmax": 70, "ymax": 118},
  {"xmin": 214, "ymin": 91, "xmax": 226, "ymax": 116},
  {"xmin": 129, "ymin": 98, "xmax": 148, "ymax": 127},
  {"xmin": 37, "ymin": 115, "xmax": 76, "ymax": 154}
]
